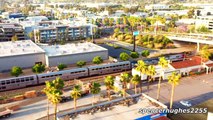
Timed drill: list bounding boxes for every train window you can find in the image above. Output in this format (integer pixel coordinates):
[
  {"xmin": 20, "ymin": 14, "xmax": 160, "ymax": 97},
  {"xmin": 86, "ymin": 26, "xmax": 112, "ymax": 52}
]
[
  {"xmin": 41, "ymin": 76, "xmax": 45, "ymax": 78},
  {"xmin": 16, "ymin": 79, "xmax": 20, "ymax": 82},
  {"xmin": 11, "ymin": 79, "xmax": 15, "ymax": 83},
  {"xmin": 59, "ymin": 74, "xmax": 62, "ymax": 76},
  {"xmin": 54, "ymin": 75, "xmax": 58, "ymax": 76},
  {"xmin": 30, "ymin": 77, "xmax": 34, "ymax": 80},
  {"xmin": 1, "ymin": 81, "xmax": 5, "ymax": 85},
  {"xmin": 6, "ymin": 80, "xmax": 10, "ymax": 84},
  {"xmin": 2, "ymin": 86, "xmax": 6, "ymax": 89},
  {"xmin": 50, "ymin": 75, "xmax": 54, "ymax": 77},
  {"xmin": 26, "ymin": 78, "xmax": 30, "ymax": 81},
  {"xmin": 21, "ymin": 79, "xmax": 25, "ymax": 82}
]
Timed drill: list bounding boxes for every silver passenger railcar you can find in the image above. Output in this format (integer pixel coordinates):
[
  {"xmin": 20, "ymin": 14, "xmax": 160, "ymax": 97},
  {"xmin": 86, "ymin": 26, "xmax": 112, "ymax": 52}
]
[
  {"xmin": 88, "ymin": 61, "xmax": 131, "ymax": 76},
  {"xmin": 37, "ymin": 68, "xmax": 89, "ymax": 84},
  {"xmin": 0, "ymin": 75, "xmax": 38, "ymax": 92}
]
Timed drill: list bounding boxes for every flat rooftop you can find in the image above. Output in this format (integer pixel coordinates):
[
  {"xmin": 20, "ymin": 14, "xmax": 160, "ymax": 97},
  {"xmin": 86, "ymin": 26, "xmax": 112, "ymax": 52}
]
[
  {"xmin": 39, "ymin": 42, "xmax": 108, "ymax": 57},
  {"xmin": 0, "ymin": 40, "xmax": 45, "ymax": 57}
]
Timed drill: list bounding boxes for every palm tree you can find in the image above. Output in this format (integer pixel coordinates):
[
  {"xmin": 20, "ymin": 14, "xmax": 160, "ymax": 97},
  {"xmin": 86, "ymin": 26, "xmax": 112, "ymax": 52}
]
[
  {"xmin": 90, "ymin": 82, "xmax": 101, "ymax": 106},
  {"xmin": 44, "ymin": 77, "xmax": 64, "ymax": 120},
  {"xmin": 43, "ymin": 81, "xmax": 53, "ymax": 120},
  {"xmin": 168, "ymin": 72, "xmax": 181, "ymax": 109},
  {"xmin": 131, "ymin": 75, "xmax": 141, "ymax": 94},
  {"xmin": 120, "ymin": 73, "xmax": 131, "ymax": 97},
  {"xmin": 200, "ymin": 45, "xmax": 211, "ymax": 64},
  {"xmin": 11, "ymin": 34, "xmax": 18, "ymax": 42},
  {"xmin": 43, "ymin": 77, "xmax": 64, "ymax": 120},
  {"xmin": 157, "ymin": 57, "xmax": 168, "ymax": 101},
  {"xmin": 28, "ymin": 32, "xmax": 34, "ymax": 41},
  {"xmin": 70, "ymin": 85, "xmax": 81, "ymax": 110},
  {"xmin": 49, "ymin": 88, "xmax": 62, "ymax": 120},
  {"xmin": 147, "ymin": 65, "xmax": 156, "ymax": 95},
  {"xmin": 135, "ymin": 60, "xmax": 148, "ymax": 93},
  {"xmin": 104, "ymin": 75, "xmax": 115, "ymax": 101}
]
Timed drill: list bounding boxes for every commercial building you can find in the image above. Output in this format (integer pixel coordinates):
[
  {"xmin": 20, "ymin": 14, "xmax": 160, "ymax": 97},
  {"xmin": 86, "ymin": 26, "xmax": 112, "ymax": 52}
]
[
  {"xmin": 39, "ymin": 42, "xmax": 108, "ymax": 67},
  {"xmin": 195, "ymin": 16, "xmax": 213, "ymax": 31},
  {"xmin": 0, "ymin": 23, "xmax": 26, "ymax": 41},
  {"xmin": 34, "ymin": 24, "xmax": 91, "ymax": 43},
  {"xmin": 132, "ymin": 65, "xmax": 177, "ymax": 80},
  {"xmin": 132, "ymin": 56, "xmax": 213, "ymax": 79},
  {"xmin": 0, "ymin": 40, "xmax": 46, "ymax": 72},
  {"xmin": 145, "ymin": 4, "xmax": 170, "ymax": 10}
]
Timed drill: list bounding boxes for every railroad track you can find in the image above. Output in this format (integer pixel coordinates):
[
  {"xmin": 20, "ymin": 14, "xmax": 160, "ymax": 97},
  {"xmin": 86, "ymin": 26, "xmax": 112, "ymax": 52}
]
[{"xmin": 0, "ymin": 71, "xmax": 130, "ymax": 99}]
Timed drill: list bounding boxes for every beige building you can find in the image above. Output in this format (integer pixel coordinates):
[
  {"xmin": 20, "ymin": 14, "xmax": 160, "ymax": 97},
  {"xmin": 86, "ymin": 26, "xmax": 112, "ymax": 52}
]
[{"xmin": 0, "ymin": 40, "xmax": 46, "ymax": 72}]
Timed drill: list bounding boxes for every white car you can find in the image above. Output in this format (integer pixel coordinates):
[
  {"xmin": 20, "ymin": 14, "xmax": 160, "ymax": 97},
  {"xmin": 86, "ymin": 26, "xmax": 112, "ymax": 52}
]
[{"xmin": 180, "ymin": 100, "xmax": 192, "ymax": 107}]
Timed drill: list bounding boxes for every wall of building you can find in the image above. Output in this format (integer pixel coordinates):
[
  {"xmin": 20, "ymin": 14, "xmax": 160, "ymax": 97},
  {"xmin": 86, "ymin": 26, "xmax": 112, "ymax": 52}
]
[
  {"xmin": 0, "ymin": 53, "xmax": 46, "ymax": 72},
  {"xmin": 46, "ymin": 50, "xmax": 108, "ymax": 67}
]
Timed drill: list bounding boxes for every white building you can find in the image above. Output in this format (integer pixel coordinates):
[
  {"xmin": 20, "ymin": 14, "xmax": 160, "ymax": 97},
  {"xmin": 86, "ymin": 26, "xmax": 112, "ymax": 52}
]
[
  {"xmin": 39, "ymin": 42, "xmax": 108, "ymax": 67},
  {"xmin": 145, "ymin": 4, "xmax": 169, "ymax": 10},
  {"xmin": 132, "ymin": 65, "xmax": 177, "ymax": 80},
  {"xmin": 0, "ymin": 40, "xmax": 46, "ymax": 72},
  {"xmin": 195, "ymin": 16, "xmax": 213, "ymax": 31}
]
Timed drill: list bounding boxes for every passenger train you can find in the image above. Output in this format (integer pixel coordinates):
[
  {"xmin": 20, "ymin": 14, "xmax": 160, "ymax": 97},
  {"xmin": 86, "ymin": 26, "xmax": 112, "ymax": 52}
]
[
  {"xmin": 0, "ymin": 61, "xmax": 131, "ymax": 92},
  {"xmin": 0, "ymin": 53, "xmax": 185, "ymax": 92}
]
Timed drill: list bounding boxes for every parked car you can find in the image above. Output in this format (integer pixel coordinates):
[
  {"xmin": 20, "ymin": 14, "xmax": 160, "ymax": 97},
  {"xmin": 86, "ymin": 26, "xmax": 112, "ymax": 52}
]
[{"xmin": 180, "ymin": 100, "xmax": 192, "ymax": 107}]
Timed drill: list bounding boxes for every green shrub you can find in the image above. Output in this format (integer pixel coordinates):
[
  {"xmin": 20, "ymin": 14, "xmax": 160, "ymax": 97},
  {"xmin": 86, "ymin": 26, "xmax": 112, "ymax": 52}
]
[
  {"xmin": 130, "ymin": 52, "xmax": 139, "ymax": 58},
  {"xmin": 32, "ymin": 64, "xmax": 45, "ymax": 73},
  {"xmin": 141, "ymin": 50, "xmax": 150, "ymax": 57},
  {"xmin": 93, "ymin": 56, "xmax": 103, "ymax": 64},
  {"xmin": 11, "ymin": 66, "xmax": 23, "ymax": 77},
  {"xmin": 120, "ymin": 52, "xmax": 130, "ymax": 61},
  {"xmin": 57, "ymin": 63, "xmax": 67, "ymax": 70},
  {"xmin": 76, "ymin": 60, "xmax": 86, "ymax": 67}
]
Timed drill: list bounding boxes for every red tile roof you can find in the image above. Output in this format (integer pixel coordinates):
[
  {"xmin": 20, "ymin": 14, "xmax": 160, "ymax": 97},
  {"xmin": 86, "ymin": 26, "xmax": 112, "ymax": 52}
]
[{"xmin": 170, "ymin": 56, "xmax": 202, "ymax": 69}]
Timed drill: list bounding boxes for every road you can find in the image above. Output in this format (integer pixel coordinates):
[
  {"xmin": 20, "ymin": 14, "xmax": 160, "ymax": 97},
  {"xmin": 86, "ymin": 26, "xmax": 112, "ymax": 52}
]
[
  {"xmin": 97, "ymin": 39, "xmax": 196, "ymax": 58},
  {"xmin": 2, "ymin": 73, "xmax": 213, "ymax": 120}
]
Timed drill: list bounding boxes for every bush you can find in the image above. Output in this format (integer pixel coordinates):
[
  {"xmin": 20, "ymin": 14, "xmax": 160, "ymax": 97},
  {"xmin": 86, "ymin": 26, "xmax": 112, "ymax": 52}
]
[
  {"xmin": 141, "ymin": 50, "xmax": 150, "ymax": 57},
  {"xmin": 76, "ymin": 60, "xmax": 86, "ymax": 67},
  {"xmin": 32, "ymin": 64, "xmax": 45, "ymax": 73},
  {"xmin": 120, "ymin": 52, "xmax": 130, "ymax": 61},
  {"xmin": 93, "ymin": 56, "xmax": 103, "ymax": 64},
  {"xmin": 11, "ymin": 66, "xmax": 23, "ymax": 77},
  {"xmin": 130, "ymin": 52, "xmax": 139, "ymax": 58},
  {"xmin": 57, "ymin": 63, "xmax": 67, "ymax": 70}
]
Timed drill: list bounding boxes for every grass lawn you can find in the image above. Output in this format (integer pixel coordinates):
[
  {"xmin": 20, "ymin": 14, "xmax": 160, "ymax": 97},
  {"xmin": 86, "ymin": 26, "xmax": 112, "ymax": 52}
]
[{"xmin": 168, "ymin": 99, "xmax": 213, "ymax": 120}]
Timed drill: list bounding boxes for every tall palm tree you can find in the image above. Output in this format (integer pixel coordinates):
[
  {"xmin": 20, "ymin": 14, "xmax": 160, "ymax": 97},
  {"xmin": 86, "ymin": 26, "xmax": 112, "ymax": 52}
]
[
  {"xmin": 168, "ymin": 72, "xmax": 181, "ymax": 109},
  {"xmin": 104, "ymin": 75, "xmax": 115, "ymax": 101},
  {"xmin": 120, "ymin": 73, "xmax": 131, "ymax": 97},
  {"xmin": 200, "ymin": 45, "xmax": 211, "ymax": 65},
  {"xmin": 43, "ymin": 77, "xmax": 64, "ymax": 120},
  {"xmin": 157, "ymin": 57, "xmax": 168, "ymax": 101},
  {"xmin": 147, "ymin": 65, "xmax": 156, "ymax": 95},
  {"xmin": 90, "ymin": 82, "xmax": 101, "ymax": 106},
  {"xmin": 43, "ymin": 81, "xmax": 53, "ymax": 120},
  {"xmin": 49, "ymin": 88, "xmax": 62, "ymax": 120},
  {"xmin": 131, "ymin": 75, "xmax": 141, "ymax": 94},
  {"xmin": 70, "ymin": 85, "xmax": 81, "ymax": 110},
  {"xmin": 135, "ymin": 60, "xmax": 148, "ymax": 93}
]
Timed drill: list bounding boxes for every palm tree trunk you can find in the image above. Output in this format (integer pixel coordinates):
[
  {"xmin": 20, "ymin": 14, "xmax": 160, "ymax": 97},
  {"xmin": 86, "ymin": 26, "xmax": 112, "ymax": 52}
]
[
  {"xmin": 54, "ymin": 104, "xmax": 57, "ymax": 120},
  {"xmin": 47, "ymin": 99, "xmax": 49, "ymax": 120},
  {"xmin": 140, "ymin": 74, "xmax": 143, "ymax": 93},
  {"xmin": 147, "ymin": 79, "xmax": 150, "ymax": 95},
  {"xmin": 74, "ymin": 98, "xmax": 77, "ymax": 110},
  {"xmin": 157, "ymin": 76, "xmax": 162, "ymax": 101},
  {"xmin": 135, "ymin": 84, "xmax": 137, "ymax": 94},
  {"xmin": 108, "ymin": 89, "xmax": 110, "ymax": 101},
  {"xmin": 170, "ymin": 84, "xmax": 175, "ymax": 109},
  {"xmin": 92, "ymin": 95, "xmax": 95, "ymax": 106}
]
